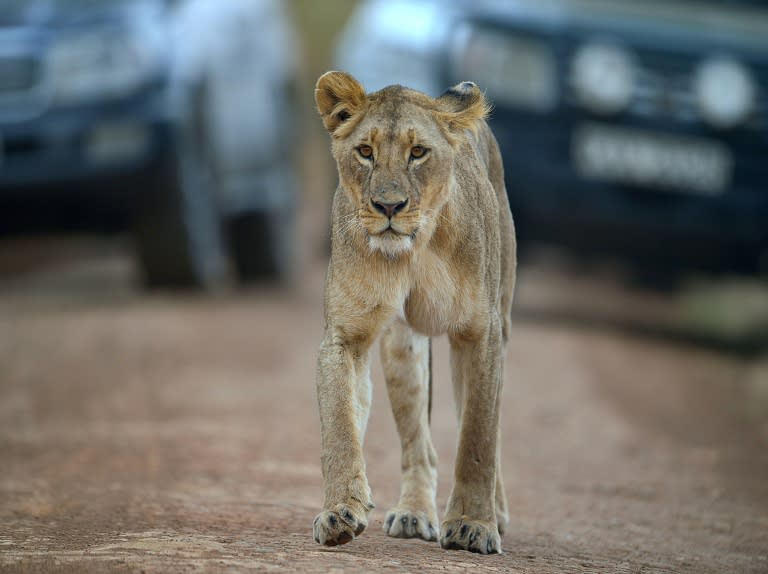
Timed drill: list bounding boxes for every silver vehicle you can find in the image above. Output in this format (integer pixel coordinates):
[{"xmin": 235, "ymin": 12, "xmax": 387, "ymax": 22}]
[{"xmin": 0, "ymin": 0, "xmax": 299, "ymax": 287}]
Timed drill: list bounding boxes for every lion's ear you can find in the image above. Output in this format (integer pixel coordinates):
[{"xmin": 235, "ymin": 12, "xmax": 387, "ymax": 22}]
[
  {"xmin": 315, "ymin": 71, "xmax": 367, "ymax": 135},
  {"xmin": 435, "ymin": 81, "xmax": 491, "ymax": 134}
]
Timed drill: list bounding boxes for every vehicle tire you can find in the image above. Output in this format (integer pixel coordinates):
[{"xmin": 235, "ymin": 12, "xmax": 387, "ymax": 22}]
[
  {"xmin": 133, "ymin": 90, "xmax": 228, "ymax": 290},
  {"xmin": 228, "ymin": 208, "xmax": 294, "ymax": 283}
]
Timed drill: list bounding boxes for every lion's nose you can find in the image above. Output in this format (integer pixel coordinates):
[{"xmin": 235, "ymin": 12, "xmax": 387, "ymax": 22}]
[{"xmin": 371, "ymin": 198, "xmax": 408, "ymax": 219}]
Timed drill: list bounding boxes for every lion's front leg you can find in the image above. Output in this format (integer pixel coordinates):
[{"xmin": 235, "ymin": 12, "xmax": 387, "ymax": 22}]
[
  {"xmin": 380, "ymin": 319, "xmax": 439, "ymax": 542},
  {"xmin": 313, "ymin": 335, "xmax": 375, "ymax": 546},
  {"xmin": 442, "ymin": 314, "xmax": 504, "ymax": 554}
]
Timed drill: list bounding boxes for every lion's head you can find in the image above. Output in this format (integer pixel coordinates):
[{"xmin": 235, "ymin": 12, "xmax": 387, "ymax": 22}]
[{"xmin": 315, "ymin": 71, "xmax": 491, "ymax": 258}]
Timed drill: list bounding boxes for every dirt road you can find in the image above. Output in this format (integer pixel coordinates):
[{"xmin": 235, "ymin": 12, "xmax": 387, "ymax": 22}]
[{"xmin": 0, "ymin": 239, "xmax": 767, "ymax": 573}]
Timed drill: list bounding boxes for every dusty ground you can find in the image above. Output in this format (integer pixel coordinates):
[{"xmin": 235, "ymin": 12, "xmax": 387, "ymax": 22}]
[{"xmin": 0, "ymin": 233, "xmax": 767, "ymax": 573}]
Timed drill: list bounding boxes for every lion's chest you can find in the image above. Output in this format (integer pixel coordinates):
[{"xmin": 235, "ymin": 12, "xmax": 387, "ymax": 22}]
[{"xmin": 403, "ymin": 252, "xmax": 470, "ymax": 337}]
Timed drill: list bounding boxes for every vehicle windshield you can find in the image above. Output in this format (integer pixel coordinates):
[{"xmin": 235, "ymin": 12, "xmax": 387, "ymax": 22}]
[
  {"xmin": 468, "ymin": 0, "xmax": 768, "ymax": 48},
  {"xmin": 0, "ymin": 0, "xmax": 145, "ymax": 26},
  {"xmin": 712, "ymin": 0, "xmax": 765, "ymax": 4}
]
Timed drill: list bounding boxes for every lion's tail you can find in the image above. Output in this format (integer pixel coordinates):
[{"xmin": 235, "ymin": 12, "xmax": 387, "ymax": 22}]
[{"xmin": 427, "ymin": 338, "xmax": 433, "ymax": 425}]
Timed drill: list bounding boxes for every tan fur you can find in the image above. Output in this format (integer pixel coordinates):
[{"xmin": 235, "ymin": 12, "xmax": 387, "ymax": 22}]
[{"xmin": 312, "ymin": 71, "xmax": 516, "ymax": 554}]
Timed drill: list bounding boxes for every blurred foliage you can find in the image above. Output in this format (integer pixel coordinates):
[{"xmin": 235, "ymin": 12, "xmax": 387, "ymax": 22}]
[
  {"xmin": 680, "ymin": 280, "xmax": 768, "ymax": 344},
  {"xmin": 288, "ymin": 0, "xmax": 357, "ymax": 86},
  {"xmin": 288, "ymin": 0, "xmax": 357, "ymax": 202}
]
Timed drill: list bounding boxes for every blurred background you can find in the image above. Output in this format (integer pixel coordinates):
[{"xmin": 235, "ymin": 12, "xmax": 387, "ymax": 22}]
[
  {"xmin": 1, "ymin": 1, "xmax": 767, "ymax": 571},
  {"xmin": 0, "ymin": 0, "xmax": 766, "ymax": 347}
]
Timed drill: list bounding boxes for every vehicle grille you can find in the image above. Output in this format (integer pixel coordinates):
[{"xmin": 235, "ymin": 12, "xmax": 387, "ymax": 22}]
[
  {"xmin": 629, "ymin": 49, "xmax": 700, "ymax": 124},
  {"xmin": 0, "ymin": 53, "xmax": 47, "ymax": 121},
  {"xmin": 0, "ymin": 55, "xmax": 39, "ymax": 95}
]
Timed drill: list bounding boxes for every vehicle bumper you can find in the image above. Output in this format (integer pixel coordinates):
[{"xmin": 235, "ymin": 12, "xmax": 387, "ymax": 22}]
[
  {"xmin": 493, "ymin": 110, "xmax": 768, "ymax": 272},
  {"xmin": 0, "ymin": 87, "xmax": 175, "ymax": 195}
]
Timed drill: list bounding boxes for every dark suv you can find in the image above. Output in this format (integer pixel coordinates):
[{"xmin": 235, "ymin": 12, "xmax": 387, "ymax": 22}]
[
  {"xmin": 0, "ymin": 0, "xmax": 298, "ymax": 288},
  {"xmin": 337, "ymin": 0, "xmax": 768, "ymax": 276}
]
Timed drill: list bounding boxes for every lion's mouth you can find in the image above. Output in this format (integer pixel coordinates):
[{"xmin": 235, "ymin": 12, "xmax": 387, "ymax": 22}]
[
  {"xmin": 365, "ymin": 220, "xmax": 419, "ymax": 256},
  {"xmin": 372, "ymin": 221, "xmax": 411, "ymax": 237}
]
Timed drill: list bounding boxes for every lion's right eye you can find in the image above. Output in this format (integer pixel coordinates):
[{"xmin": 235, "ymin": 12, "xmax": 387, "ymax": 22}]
[
  {"xmin": 410, "ymin": 145, "xmax": 427, "ymax": 159},
  {"xmin": 357, "ymin": 145, "xmax": 373, "ymax": 159}
]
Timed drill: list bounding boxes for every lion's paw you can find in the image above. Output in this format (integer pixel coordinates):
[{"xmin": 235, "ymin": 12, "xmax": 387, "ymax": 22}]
[
  {"xmin": 313, "ymin": 504, "xmax": 367, "ymax": 547},
  {"xmin": 383, "ymin": 508, "xmax": 438, "ymax": 541},
  {"xmin": 440, "ymin": 518, "xmax": 501, "ymax": 554}
]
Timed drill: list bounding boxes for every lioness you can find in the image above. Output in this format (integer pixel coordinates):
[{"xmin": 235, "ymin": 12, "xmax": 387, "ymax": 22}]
[{"xmin": 312, "ymin": 71, "xmax": 516, "ymax": 555}]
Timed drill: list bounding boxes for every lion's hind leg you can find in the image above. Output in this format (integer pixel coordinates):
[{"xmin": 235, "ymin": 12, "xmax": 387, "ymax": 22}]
[{"xmin": 380, "ymin": 319, "xmax": 439, "ymax": 542}]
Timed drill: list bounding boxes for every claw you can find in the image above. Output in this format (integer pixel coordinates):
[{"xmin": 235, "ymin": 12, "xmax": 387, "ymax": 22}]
[{"xmin": 441, "ymin": 519, "xmax": 501, "ymax": 554}]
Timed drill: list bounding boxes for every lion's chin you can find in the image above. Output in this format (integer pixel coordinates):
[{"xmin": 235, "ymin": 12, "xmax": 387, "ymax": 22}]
[{"xmin": 368, "ymin": 231, "xmax": 414, "ymax": 257}]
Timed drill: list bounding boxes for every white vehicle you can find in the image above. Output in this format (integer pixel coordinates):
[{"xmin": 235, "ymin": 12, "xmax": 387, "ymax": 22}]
[{"xmin": 0, "ymin": 0, "xmax": 299, "ymax": 287}]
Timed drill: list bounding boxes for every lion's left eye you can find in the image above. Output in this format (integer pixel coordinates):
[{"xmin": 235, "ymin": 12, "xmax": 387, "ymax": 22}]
[
  {"xmin": 357, "ymin": 145, "xmax": 373, "ymax": 159},
  {"xmin": 410, "ymin": 145, "xmax": 428, "ymax": 160}
]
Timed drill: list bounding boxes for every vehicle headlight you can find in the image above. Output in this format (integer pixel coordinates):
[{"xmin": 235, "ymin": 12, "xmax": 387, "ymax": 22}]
[
  {"xmin": 694, "ymin": 56, "xmax": 755, "ymax": 129},
  {"xmin": 571, "ymin": 42, "xmax": 635, "ymax": 114},
  {"xmin": 47, "ymin": 28, "xmax": 164, "ymax": 105},
  {"xmin": 452, "ymin": 27, "xmax": 557, "ymax": 112}
]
